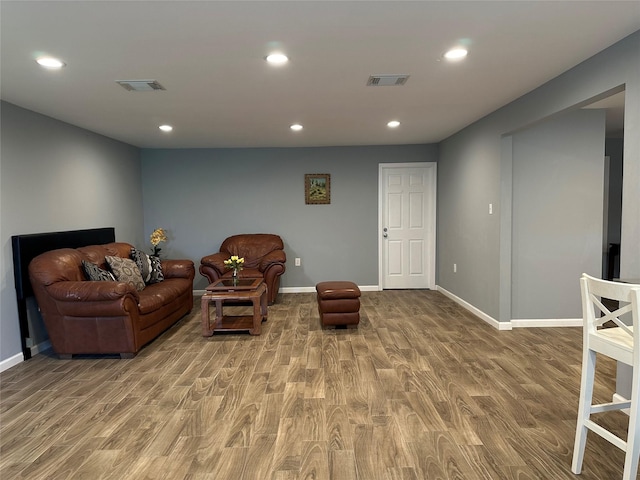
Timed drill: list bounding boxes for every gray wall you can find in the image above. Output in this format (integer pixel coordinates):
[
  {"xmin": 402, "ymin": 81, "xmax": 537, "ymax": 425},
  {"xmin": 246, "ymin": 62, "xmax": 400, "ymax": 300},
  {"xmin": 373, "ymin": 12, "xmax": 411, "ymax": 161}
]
[
  {"xmin": 438, "ymin": 30, "xmax": 640, "ymax": 322},
  {"xmin": 0, "ymin": 102, "xmax": 143, "ymax": 364},
  {"xmin": 511, "ymin": 109, "xmax": 605, "ymax": 319},
  {"xmin": 140, "ymin": 145, "xmax": 437, "ymax": 290}
]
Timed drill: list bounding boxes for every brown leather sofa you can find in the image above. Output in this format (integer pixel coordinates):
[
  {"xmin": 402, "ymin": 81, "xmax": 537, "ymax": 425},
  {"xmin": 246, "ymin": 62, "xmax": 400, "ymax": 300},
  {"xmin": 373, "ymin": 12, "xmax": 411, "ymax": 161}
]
[
  {"xmin": 200, "ymin": 234, "xmax": 286, "ymax": 304},
  {"xmin": 28, "ymin": 242, "xmax": 195, "ymax": 358}
]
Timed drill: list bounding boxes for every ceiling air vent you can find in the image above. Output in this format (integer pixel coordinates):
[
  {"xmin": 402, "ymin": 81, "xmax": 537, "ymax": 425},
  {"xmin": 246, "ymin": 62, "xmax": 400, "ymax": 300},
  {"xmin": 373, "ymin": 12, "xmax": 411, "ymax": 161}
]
[
  {"xmin": 116, "ymin": 80, "xmax": 166, "ymax": 92},
  {"xmin": 366, "ymin": 74, "xmax": 410, "ymax": 86}
]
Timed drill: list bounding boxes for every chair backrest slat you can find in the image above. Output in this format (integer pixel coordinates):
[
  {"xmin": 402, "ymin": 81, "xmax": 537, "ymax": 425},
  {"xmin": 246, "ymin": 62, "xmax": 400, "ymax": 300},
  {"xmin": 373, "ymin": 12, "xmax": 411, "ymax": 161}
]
[{"xmin": 581, "ymin": 273, "xmax": 640, "ymax": 343}]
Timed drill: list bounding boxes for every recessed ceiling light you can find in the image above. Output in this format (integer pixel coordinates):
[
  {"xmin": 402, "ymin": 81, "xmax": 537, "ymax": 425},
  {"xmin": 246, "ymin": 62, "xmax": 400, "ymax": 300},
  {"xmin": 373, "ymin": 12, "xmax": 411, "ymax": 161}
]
[
  {"xmin": 290, "ymin": 124, "xmax": 303, "ymax": 131},
  {"xmin": 159, "ymin": 125, "xmax": 173, "ymax": 132},
  {"xmin": 444, "ymin": 48, "xmax": 468, "ymax": 61},
  {"xmin": 387, "ymin": 120, "xmax": 401, "ymax": 128},
  {"xmin": 36, "ymin": 56, "xmax": 66, "ymax": 68},
  {"xmin": 266, "ymin": 53, "xmax": 289, "ymax": 65}
]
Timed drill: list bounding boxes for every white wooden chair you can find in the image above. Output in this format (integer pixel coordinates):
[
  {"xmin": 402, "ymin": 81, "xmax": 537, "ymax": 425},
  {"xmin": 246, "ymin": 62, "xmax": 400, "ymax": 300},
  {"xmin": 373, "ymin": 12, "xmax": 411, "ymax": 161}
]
[{"xmin": 572, "ymin": 273, "xmax": 640, "ymax": 479}]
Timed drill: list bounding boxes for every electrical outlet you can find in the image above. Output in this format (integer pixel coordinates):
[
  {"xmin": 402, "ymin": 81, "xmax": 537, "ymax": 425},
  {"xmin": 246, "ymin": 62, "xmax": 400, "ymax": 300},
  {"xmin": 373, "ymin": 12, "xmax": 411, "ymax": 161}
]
[
  {"xmin": 295, "ymin": 257, "xmax": 301, "ymax": 267},
  {"xmin": 453, "ymin": 263, "xmax": 457, "ymax": 273},
  {"xmin": 489, "ymin": 203, "xmax": 493, "ymax": 215}
]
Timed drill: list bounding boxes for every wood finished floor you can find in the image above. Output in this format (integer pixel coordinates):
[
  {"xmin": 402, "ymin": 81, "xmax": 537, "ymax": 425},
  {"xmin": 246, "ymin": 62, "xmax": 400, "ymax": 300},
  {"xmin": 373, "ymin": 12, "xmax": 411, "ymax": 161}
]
[{"xmin": 0, "ymin": 290, "xmax": 633, "ymax": 479}]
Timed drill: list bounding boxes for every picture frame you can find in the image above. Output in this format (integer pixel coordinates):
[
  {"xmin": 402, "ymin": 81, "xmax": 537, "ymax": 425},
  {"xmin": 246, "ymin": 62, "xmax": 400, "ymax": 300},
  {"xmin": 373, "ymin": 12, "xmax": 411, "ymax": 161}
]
[{"xmin": 305, "ymin": 173, "xmax": 331, "ymax": 204}]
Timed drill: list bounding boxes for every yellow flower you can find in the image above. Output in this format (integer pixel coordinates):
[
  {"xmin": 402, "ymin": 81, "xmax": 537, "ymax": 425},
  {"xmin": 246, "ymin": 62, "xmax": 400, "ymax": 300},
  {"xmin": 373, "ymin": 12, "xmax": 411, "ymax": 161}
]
[
  {"xmin": 224, "ymin": 255, "xmax": 245, "ymax": 270},
  {"xmin": 149, "ymin": 228, "xmax": 168, "ymax": 257},
  {"xmin": 150, "ymin": 228, "xmax": 167, "ymax": 246}
]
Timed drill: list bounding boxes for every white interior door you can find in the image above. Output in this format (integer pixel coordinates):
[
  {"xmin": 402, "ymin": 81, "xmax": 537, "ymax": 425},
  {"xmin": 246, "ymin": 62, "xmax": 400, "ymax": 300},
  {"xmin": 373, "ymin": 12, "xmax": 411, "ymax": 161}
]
[{"xmin": 379, "ymin": 163, "xmax": 436, "ymax": 289}]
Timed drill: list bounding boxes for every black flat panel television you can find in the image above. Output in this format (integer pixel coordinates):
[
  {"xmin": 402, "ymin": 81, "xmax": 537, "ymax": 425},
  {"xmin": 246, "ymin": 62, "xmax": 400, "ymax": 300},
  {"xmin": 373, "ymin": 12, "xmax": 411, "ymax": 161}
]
[{"xmin": 11, "ymin": 227, "xmax": 115, "ymax": 359}]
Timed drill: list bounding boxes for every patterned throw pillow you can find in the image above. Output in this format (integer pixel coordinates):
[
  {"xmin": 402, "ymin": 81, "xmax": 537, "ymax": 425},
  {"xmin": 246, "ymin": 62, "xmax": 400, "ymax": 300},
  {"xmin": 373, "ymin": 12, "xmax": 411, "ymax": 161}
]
[
  {"xmin": 82, "ymin": 260, "xmax": 116, "ymax": 282},
  {"xmin": 131, "ymin": 247, "xmax": 164, "ymax": 284},
  {"xmin": 105, "ymin": 256, "xmax": 146, "ymax": 291}
]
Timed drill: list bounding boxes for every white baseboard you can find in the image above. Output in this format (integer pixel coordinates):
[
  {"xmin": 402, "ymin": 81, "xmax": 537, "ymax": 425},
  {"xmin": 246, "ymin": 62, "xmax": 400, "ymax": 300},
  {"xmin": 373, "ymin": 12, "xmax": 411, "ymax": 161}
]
[
  {"xmin": 0, "ymin": 340, "xmax": 52, "ymax": 373},
  {"xmin": 435, "ymin": 285, "xmax": 583, "ymax": 330},
  {"xmin": 31, "ymin": 340, "xmax": 51, "ymax": 355},
  {"xmin": 280, "ymin": 286, "xmax": 316, "ymax": 293},
  {"xmin": 436, "ymin": 285, "xmax": 509, "ymax": 330},
  {"xmin": 280, "ymin": 285, "xmax": 378, "ymax": 294},
  {"xmin": 0, "ymin": 352, "xmax": 24, "ymax": 373},
  {"xmin": 510, "ymin": 318, "xmax": 583, "ymax": 328}
]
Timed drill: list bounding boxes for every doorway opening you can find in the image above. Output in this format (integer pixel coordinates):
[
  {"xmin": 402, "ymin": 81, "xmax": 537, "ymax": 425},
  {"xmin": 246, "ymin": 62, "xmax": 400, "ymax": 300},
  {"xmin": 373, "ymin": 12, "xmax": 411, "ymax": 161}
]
[{"xmin": 583, "ymin": 89, "xmax": 625, "ymax": 280}]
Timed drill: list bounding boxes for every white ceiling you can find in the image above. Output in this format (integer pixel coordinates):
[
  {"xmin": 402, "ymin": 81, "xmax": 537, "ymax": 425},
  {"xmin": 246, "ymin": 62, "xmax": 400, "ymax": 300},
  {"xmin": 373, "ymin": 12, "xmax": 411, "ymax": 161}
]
[{"xmin": 1, "ymin": 1, "xmax": 638, "ymax": 149}]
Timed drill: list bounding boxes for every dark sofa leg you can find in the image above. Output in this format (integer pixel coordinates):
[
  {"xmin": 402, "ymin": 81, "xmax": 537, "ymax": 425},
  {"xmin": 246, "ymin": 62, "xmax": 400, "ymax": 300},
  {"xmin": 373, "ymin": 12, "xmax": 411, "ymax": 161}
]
[
  {"xmin": 59, "ymin": 354, "xmax": 72, "ymax": 360},
  {"xmin": 120, "ymin": 353, "xmax": 135, "ymax": 359}
]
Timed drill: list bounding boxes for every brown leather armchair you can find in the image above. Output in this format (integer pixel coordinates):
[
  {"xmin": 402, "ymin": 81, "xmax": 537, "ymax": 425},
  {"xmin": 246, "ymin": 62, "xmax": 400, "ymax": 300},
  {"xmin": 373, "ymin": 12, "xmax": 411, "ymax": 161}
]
[{"xmin": 200, "ymin": 234, "xmax": 286, "ymax": 304}]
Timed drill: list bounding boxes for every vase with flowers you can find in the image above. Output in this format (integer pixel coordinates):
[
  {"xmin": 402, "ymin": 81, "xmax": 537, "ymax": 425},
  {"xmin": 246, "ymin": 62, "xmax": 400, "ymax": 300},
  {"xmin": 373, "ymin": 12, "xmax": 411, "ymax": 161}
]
[
  {"xmin": 223, "ymin": 255, "xmax": 245, "ymax": 285},
  {"xmin": 150, "ymin": 228, "xmax": 167, "ymax": 258}
]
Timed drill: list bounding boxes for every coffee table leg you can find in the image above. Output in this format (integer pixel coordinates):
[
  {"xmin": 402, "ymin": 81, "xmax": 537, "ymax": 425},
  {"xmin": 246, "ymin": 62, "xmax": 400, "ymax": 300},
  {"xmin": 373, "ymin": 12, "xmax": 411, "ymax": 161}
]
[
  {"xmin": 261, "ymin": 288, "xmax": 268, "ymax": 320},
  {"xmin": 214, "ymin": 299, "xmax": 224, "ymax": 329},
  {"xmin": 201, "ymin": 295, "xmax": 214, "ymax": 337},
  {"xmin": 250, "ymin": 296, "xmax": 261, "ymax": 335}
]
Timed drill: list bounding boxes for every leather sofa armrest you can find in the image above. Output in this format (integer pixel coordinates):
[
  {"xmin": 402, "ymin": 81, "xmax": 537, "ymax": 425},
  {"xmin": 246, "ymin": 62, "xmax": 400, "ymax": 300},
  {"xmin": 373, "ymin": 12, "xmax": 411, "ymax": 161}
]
[
  {"xmin": 200, "ymin": 252, "xmax": 228, "ymax": 274},
  {"xmin": 47, "ymin": 281, "xmax": 138, "ymax": 302},
  {"xmin": 46, "ymin": 281, "xmax": 141, "ymax": 317},
  {"xmin": 259, "ymin": 250, "xmax": 286, "ymax": 271},
  {"xmin": 162, "ymin": 259, "xmax": 196, "ymax": 280}
]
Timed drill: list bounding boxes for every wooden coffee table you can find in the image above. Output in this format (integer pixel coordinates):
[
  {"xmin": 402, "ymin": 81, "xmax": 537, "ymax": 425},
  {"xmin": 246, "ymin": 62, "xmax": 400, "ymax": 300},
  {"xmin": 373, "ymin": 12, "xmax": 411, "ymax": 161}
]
[{"xmin": 201, "ymin": 278, "xmax": 267, "ymax": 336}]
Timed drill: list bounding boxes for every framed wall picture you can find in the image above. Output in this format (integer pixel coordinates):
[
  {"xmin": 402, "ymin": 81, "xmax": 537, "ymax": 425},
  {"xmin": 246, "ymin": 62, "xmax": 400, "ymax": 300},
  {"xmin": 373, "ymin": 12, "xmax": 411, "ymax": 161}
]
[{"xmin": 305, "ymin": 173, "xmax": 331, "ymax": 204}]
